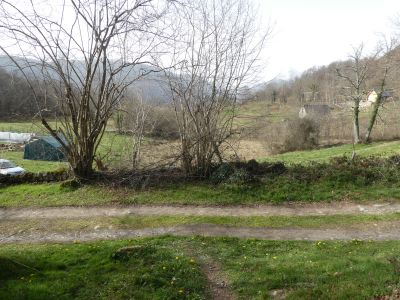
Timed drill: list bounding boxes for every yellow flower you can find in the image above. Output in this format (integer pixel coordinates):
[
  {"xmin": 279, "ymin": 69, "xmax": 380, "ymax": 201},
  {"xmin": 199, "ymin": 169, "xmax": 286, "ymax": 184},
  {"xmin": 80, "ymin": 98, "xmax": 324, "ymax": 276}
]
[
  {"xmin": 175, "ymin": 256, "xmax": 179, "ymax": 260},
  {"xmin": 272, "ymin": 256, "xmax": 277, "ymax": 260},
  {"xmin": 179, "ymin": 289, "xmax": 184, "ymax": 293},
  {"xmin": 190, "ymin": 259, "xmax": 195, "ymax": 263}
]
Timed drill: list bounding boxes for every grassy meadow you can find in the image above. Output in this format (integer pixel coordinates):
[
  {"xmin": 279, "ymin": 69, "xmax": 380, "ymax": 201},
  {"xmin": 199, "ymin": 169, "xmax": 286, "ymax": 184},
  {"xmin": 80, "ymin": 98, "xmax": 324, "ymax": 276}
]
[
  {"xmin": 2, "ymin": 175, "xmax": 400, "ymax": 207},
  {"xmin": 0, "ymin": 238, "xmax": 208, "ymax": 300},
  {"xmin": 1, "ymin": 237, "xmax": 400, "ymax": 299},
  {"xmin": 264, "ymin": 140, "xmax": 400, "ymax": 164}
]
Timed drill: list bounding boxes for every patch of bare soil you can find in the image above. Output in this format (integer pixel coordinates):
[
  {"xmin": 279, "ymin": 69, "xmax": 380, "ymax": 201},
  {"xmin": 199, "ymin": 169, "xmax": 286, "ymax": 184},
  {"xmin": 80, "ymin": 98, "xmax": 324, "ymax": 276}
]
[
  {"xmin": 183, "ymin": 245, "xmax": 235, "ymax": 300},
  {"xmin": 374, "ymin": 289, "xmax": 400, "ymax": 300},
  {"xmin": 2, "ymin": 201, "xmax": 400, "ymax": 220},
  {"xmin": 201, "ymin": 258, "xmax": 235, "ymax": 300},
  {"xmin": 3, "ymin": 223, "xmax": 400, "ymax": 244}
]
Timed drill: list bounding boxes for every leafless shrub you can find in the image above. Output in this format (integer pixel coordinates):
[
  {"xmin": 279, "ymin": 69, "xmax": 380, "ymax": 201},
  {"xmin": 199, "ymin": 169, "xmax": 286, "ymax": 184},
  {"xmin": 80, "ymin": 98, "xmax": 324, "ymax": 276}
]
[{"xmin": 164, "ymin": 0, "xmax": 271, "ymax": 176}]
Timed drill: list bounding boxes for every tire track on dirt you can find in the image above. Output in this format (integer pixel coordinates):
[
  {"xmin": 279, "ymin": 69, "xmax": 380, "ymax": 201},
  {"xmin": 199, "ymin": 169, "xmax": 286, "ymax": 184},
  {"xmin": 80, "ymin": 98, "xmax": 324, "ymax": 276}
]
[
  {"xmin": 3, "ymin": 223, "xmax": 400, "ymax": 244},
  {"xmin": 2, "ymin": 202, "xmax": 400, "ymax": 220}
]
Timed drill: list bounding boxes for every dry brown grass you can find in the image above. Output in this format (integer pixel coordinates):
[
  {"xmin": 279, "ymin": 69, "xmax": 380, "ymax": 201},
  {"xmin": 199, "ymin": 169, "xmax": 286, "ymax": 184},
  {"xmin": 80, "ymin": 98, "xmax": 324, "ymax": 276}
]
[{"xmin": 102, "ymin": 100, "xmax": 400, "ymax": 168}]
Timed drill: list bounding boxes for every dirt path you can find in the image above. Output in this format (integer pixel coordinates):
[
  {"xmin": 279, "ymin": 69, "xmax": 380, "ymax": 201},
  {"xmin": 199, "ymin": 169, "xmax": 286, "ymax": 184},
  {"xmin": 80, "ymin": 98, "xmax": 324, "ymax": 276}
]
[
  {"xmin": 200, "ymin": 259, "xmax": 235, "ymax": 300},
  {"xmin": 183, "ymin": 245, "xmax": 236, "ymax": 300},
  {"xmin": 3, "ymin": 201, "xmax": 400, "ymax": 244},
  {"xmin": 3, "ymin": 223, "xmax": 400, "ymax": 244},
  {"xmin": 2, "ymin": 201, "xmax": 400, "ymax": 220}
]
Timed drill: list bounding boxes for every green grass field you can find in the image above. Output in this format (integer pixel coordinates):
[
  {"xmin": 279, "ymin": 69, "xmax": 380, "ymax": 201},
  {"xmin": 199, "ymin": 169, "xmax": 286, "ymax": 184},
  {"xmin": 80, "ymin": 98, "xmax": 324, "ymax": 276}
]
[
  {"xmin": 0, "ymin": 122, "xmax": 48, "ymax": 134},
  {"xmin": 198, "ymin": 237, "xmax": 400, "ymax": 299},
  {"xmin": 1, "ymin": 178, "xmax": 400, "ymax": 208},
  {"xmin": 264, "ymin": 140, "xmax": 400, "ymax": 164},
  {"xmin": 0, "ymin": 238, "xmax": 208, "ymax": 300},
  {"xmin": 1, "ymin": 237, "xmax": 400, "ymax": 299}
]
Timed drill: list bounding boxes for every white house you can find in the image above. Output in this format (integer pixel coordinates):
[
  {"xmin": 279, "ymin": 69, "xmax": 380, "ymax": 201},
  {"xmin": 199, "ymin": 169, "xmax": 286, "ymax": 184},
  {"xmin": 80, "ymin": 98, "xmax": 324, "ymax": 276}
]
[
  {"xmin": 362, "ymin": 89, "xmax": 394, "ymax": 108},
  {"xmin": 367, "ymin": 90, "xmax": 379, "ymax": 103}
]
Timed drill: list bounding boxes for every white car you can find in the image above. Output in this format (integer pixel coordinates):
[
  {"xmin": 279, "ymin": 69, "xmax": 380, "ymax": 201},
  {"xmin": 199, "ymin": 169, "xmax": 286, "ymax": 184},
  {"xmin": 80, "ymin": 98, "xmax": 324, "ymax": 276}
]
[{"xmin": 0, "ymin": 159, "xmax": 25, "ymax": 175}]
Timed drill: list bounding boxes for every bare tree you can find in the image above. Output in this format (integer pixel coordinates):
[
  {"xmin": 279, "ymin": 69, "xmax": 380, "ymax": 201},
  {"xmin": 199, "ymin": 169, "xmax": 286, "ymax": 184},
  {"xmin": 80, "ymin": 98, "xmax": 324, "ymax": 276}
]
[
  {"xmin": 336, "ymin": 44, "xmax": 374, "ymax": 144},
  {"xmin": 120, "ymin": 91, "xmax": 154, "ymax": 169},
  {"xmin": 0, "ymin": 0, "xmax": 170, "ymax": 178},
  {"xmin": 365, "ymin": 37, "xmax": 398, "ymax": 143},
  {"xmin": 164, "ymin": 0, "xmax": 270, "ymax": 176}
]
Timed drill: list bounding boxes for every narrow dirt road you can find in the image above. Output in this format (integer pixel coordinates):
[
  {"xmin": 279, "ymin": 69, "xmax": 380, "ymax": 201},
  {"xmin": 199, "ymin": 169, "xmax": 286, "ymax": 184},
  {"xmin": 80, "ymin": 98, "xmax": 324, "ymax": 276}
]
[
  {"xmin": 2, "ymin": 201, "xmax": 400, "ymax": 244},
  {"xmin": 2, "ymin": 201, "xmax": 400, "ymax": 220},
  {"xmin": 3, "ymin": 223, "xmax": 400, "ymax": 244}
]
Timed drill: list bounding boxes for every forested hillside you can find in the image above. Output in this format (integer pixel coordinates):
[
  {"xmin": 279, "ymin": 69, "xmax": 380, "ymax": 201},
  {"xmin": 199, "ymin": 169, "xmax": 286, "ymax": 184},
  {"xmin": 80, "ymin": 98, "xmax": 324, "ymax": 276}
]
[{"xmin": 254, "ymin": 46, "xmax": 400, "ymax": 105}]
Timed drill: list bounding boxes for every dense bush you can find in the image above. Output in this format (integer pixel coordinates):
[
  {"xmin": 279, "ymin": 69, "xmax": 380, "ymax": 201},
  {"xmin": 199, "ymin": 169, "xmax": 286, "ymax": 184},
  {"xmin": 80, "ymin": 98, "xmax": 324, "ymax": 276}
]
[
  {"xmin": 210, "ymin": 160, "xmax": 286, "ymax": 185},
  {"xmin": 210, "ymin": 163, "xmax": 235, "ymax": 184},
  {"xmin": 226, "ymin": 168, "xmax": 255, "ymax": 184},
  {"xmin": 113, "ymin": 104, "xmax": 179, "ymax": 139},
  {"xmin": 282, "ymin": 155, "xmax": 400, "ymax": 187},
  {"xmin": 148, "ymin": 107, "xmax": 180, "ymax": 139},
  {"xmin": 280, "ymin": 117, "xmax": 320, "ymax": 152}
]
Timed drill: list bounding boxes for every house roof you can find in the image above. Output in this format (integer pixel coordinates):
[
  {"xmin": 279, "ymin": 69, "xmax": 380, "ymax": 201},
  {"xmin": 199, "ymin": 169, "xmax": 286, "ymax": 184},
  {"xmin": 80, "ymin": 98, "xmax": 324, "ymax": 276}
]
[
  {"xmin": 302, "ymin": 104, "xmax": 330, "ymax": 113},
  {"xmin": 382, "ymin": 91, "xmax": 394, "ymax": 98}
]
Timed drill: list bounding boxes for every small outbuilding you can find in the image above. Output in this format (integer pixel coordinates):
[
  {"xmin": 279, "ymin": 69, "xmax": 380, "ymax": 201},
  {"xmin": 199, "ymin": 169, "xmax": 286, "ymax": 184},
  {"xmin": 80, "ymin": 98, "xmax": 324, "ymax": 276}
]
[
  {"xmin": 24, "ymin": 136, "xmax": 66, "ymax": 161},
  {"xmin": 299, "ymin": 104, "xmax": 330, "ymax": 119}
]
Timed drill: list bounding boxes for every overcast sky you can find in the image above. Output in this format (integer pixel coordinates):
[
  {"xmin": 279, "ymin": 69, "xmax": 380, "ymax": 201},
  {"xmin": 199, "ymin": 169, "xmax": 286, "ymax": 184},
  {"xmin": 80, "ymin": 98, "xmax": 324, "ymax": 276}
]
[{"xmin": 259, "ymin": 0, "xmax": 400, "ymax": 80}]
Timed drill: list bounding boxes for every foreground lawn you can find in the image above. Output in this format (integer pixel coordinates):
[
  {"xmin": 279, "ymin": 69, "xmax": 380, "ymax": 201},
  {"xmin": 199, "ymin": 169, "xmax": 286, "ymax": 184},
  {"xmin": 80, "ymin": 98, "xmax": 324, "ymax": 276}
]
[
  {"xmin": 1, "ymin": 237, "xmax": 400, "ymax": 299},
  {"xmin": 0, "ymin": 239, "xmax": 208, "ymax": 300},
  {"xmin": 198, "ymin": 237, "xmax": 400, "ymax": 299},
  {"xmin": 263, "ymin": 140, "xmax": 400, "ymax": 164}
]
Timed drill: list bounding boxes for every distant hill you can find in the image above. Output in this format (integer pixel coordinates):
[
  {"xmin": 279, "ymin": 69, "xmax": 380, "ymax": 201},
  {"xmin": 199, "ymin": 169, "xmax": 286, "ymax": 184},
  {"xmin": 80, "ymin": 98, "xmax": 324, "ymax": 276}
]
[{"xmin": 0, "ymin": 55, "xmax": 171, "ymax": 104}]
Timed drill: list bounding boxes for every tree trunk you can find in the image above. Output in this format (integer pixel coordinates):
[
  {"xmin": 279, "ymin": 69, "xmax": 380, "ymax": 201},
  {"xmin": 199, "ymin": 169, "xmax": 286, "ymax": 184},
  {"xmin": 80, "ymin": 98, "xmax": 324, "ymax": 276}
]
[
  {"xmin": 365, "ymin": 95, "xmax": 382, "ymax": 143},
  {"xmin": 70, "ymin": 141, "xmax": 96, "ymax": 179},
  {"xmin": 72, "ymin": 157, "xmax": 94, "ymax": 179},
  {"xmin": 353, "ymin": 101, "xmax": 361, "ymax": 144}
]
